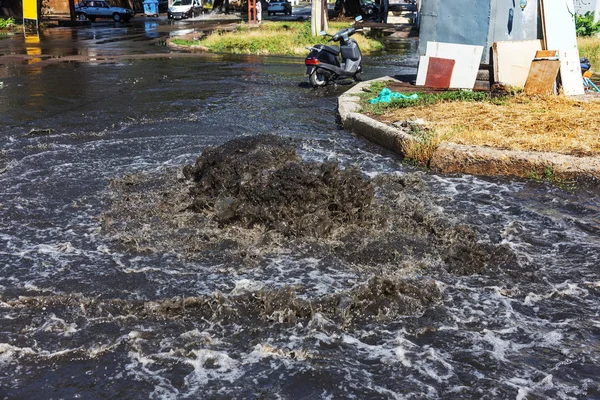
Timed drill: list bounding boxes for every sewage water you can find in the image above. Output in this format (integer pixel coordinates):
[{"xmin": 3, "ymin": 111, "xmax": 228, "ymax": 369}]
[{"xmin": 1, "ymin": 28, "xmax": 600, "ymax": 399}]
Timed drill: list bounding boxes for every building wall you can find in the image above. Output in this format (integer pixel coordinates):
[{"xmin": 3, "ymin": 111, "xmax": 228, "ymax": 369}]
[
  {"xmin": 45, "ymin": 0, "xmax": 70, "ymax": 15},
  {"xmin": 573, "ymin": 0, "xmax": 600, "ymax": 20}
]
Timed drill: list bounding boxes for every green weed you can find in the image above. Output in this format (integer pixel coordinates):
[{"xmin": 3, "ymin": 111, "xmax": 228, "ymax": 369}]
[
  {"xmin": 0, "ymin": 17, "xmax": 15, "ymax": 29},
  {"xmin": 529, "ymin": 166, "xmax": 577, "ymax": 190}
]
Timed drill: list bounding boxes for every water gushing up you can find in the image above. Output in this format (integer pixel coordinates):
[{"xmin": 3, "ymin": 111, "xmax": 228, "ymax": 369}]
[{"xmin": 0, "ymin": 35, "xmax": 599, "ymax": 398}]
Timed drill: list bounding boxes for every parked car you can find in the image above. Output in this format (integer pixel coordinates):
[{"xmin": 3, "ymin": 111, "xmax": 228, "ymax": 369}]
[
  {"xmin": 167, "ymin": 0, "xmax": 203, "ymax": 19},
  {"xmin": 267, "ymin": 0, "xmax": 291, "ymax": 16},
  {"xmin": 75, "ymin": 0, "xmax": 134, "ymax": 22}
]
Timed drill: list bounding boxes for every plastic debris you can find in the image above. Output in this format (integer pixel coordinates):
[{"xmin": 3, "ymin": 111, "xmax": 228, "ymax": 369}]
[{"xmin": 369, "ymin": 87, "xmax": 418, "ymax": 104}]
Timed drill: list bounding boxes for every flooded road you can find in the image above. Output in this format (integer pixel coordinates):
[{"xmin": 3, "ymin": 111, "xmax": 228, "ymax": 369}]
[{"xmin": 1, "ymin": 22, "xmax": 600, "ymax": 399}]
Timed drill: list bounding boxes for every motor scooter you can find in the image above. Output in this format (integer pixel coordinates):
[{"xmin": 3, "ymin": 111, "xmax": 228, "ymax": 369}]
[{"xmin": 304, "ymin": 16, "xmax": 364, "ymax": 88}]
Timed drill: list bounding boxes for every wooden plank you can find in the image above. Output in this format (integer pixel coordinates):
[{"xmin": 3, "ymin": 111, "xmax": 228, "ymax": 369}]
[
  {"xmin": 416, "ymin": 55, "xmax": 429, "ymax": 86},
  {"xmin": 539, "ymin": 0, "xmax": 547, "ymax": 49},
  {"xmin": 559, "ymin": 49, "xmax": 585, "ymax": 95},
  {"xmin": 492, "ymin": 40, "xmax": 543, "ymax": 88},
  {"xmin": 424, "ymin": 57, "xmax": 455, "ymax": 89},
  {"xmin": 535, "ymin": 50, "xmax": 559, "ymax": 59},
  {"xmin": 425, "ymin": 42, "xmax": 484, "ymax": 89},
  {"xmin": 524, "ymin": 59, "xmax": 560, "ymax": 95}
]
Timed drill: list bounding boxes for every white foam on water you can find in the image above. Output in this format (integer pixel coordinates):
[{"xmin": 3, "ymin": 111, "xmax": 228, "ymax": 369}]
[
  {"xmin": 229, "ymin": 279, "xmax": 265, "ymax": 295},
  {"xmin": 482, "ymin": 330, "xmax": 512, "ymax": 361},
  {"xmin": 0, "ymin": 343, "xmax": 35, "ymax": 365},
  {"xmin": 183, "ymin": 349, "xmax": 243, "ymax": 388},
  {"xmin": 123, "ymin": 347, "xmax": 181, "ymax": 399},
  {"xmin": 36, "ymin": 313, "xmax": 78, "ymax": 336}
]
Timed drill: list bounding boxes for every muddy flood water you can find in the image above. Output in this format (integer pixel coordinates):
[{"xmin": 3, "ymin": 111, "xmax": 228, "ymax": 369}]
[{"xmin": 1, "ymin": 22, "xmax": 600, "ymax": 399}]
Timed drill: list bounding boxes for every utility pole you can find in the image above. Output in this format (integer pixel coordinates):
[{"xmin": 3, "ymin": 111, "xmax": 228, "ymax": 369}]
[
  {"xmin": 311, "ymin": 0, "xmax": 328, "ymax": 36},
  {"xmin": 69, "ymin": 0, "xmax": 76, "ymax": 21}
]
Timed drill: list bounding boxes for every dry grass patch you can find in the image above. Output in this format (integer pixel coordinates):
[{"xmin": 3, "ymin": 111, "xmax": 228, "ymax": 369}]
[
  {"xmin": 375, "ymin": 94, "xmax": 600, "ymax": 157},
  {"xmin": 578, "ymin": 36, "xmax": 600, "ymax": 72}
]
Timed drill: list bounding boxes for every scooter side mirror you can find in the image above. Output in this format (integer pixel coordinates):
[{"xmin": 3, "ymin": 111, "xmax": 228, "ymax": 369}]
[{"xmin": 319, "ymin": 30, "xmax": 327, "ymax": 36}]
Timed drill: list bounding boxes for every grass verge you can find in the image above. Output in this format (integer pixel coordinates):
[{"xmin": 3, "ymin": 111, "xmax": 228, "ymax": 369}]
[
  {"xmin": 172, "ymin": 21, "xmax": 384, "ymax": 55},
  {"xmin": 361, "ymin": 82, "xmax": 600, "ymax": 165}
]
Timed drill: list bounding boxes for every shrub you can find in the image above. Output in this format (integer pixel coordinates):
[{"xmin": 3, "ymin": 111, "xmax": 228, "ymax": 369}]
[
  {"xmin": 0, "ymin": 17, "xmax": 15, "ymax": 29},
  {"xmin": 575, "ymin": 12, "xmax": 600, "ymax": 37}
]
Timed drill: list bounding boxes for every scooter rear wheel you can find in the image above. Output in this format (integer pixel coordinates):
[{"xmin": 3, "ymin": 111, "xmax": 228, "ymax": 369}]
[{"xmin": 309, "ymin": 70, "xmax": 327, "ymax": 88}]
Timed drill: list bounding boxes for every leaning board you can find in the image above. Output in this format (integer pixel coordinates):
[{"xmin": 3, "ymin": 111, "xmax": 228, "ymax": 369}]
[
  {"xmin": 540, "ymin": 0, "xmax": 584, "ymax": 95},
  {"xmin": 425, "ymin": 57, "xmax": 455, "ymax": 89},
  {"xmin": 416, "ymin": 56, "xmax": 429, "ymax": 86},
  {"xmin": 493, "ymin": 40, "xmax": 544, "ymax": 88},
  {"xmin": 425, "ymin": 42, "xmax": 484, "ymax": 89},
  {"xmin": 524, "ymin": 59, "xmax": 560, "ymax": 95},
  {"xmin": 540, "ymin": 0, "xmax": 578, "ymax": 51},
  {"xmin": 559, "ymin": 49, "xmax": 585, "ymax": 95}
]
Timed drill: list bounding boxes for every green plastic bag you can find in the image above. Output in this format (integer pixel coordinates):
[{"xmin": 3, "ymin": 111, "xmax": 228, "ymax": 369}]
[{"xmin": 369, "ymin": 87, "xmax": 418, "ymax": 104}]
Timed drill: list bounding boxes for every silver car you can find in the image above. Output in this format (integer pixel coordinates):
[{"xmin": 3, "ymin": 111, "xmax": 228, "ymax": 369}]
[
  {"xmin": 267, "ymin": 0, "xmax": 292, "ymax": 16},
  {"xmin": 75, "ymin": 0, "xmax": 134, "ymax": 22},
  {"xmin": 167, "ymin": 0, "xmax": 203, "ymax": 19}
]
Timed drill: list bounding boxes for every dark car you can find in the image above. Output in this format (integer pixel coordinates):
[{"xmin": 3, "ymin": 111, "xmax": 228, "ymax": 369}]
[
  {"xmin": 75, "ymin": 0, "xmax": 134, "ymax": 22},
  {"xmin": 267, "ymin": 0, "xmax": 291, "ymax": 16},
  {"xmin": 158, "ymin": 0, "xmax": 168, "ymax": 12}
]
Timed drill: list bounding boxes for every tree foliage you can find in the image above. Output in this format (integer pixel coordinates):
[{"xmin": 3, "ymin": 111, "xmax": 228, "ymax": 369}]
[{"xmin": 575, "ymin": 12, "xmax": 600, "ymax": 37}]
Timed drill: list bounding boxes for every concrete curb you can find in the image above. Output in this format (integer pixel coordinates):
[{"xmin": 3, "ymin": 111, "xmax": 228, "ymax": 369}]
[{"xmin": 338, "ymin": 76, "xmax": 600, "ymax": 182}]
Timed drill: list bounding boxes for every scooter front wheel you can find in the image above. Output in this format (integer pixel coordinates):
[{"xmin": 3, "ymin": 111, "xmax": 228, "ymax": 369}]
[
  {"xmin": 353, "ymin": 64, "xmax": 364, "ymax": 82},
  {"xmin": 309, "ymin": 70, "xmax": 328, "ymax": 88}
]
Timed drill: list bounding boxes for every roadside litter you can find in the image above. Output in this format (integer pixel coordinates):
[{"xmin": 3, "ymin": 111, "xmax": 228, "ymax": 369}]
[{"xmin": 369, "ymin": 88, "xmax": 418, "ymax": 104}]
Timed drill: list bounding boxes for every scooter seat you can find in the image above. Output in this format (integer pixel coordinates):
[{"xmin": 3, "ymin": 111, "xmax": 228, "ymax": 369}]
[{"xmin": 322, "ymin": 45, "xmax": 340, "ymax": 56}]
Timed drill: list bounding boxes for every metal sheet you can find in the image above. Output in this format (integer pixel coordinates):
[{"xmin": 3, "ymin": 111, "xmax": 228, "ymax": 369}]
[
  {"xmin": 418, "ymin": 0, "xmax": 541, "ymax": 64},
  {"xmin": 489, "ymin": 0, "xmax": 540, "ymax": 43},
  {"xmin": 424, "ymin": 57, "xmax": 455, "ymax": 89}
]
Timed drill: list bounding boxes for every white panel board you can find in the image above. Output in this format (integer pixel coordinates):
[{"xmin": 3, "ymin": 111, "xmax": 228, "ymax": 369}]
[
  {"xmin": 493, "ymin": 40, "xmax": 544, "ymax": 87},
  {"xmin": 559, "ymin": 49, "xmax": 585, "ymax": 95},
  {"xmin": 416, "ymin": 56, "xmax": 429, "ymax": 86},
  {"xmin": 541, "ymin": 0, "xmax": 578, "ymax": 51},
  {"xmin": 425, "ymin": 42, "xmax": 484, "ymax": 89}
]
